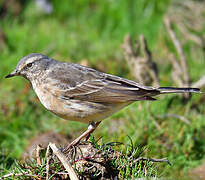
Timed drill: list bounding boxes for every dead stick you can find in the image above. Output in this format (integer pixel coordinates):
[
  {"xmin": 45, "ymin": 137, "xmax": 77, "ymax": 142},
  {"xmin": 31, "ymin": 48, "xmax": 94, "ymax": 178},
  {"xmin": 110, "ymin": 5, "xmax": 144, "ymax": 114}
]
[
  {"xmin": 46, "ymin": 145, "xmax": 51, "ymax": 180},
  {"xmin": 49, "ymin": 143, "xmax": 79, "ymax": 180},
  {"xmin": 164, "ymin": 17, "xmax": 190, "ymax": 86},
  {"xmin": 134, "ymin": 157, "xmax": 171, "ymax": 165},
  {"xmin": 0, "ymin": 172, "xmax": 38, "ymax": 179},
  {"xmin": 169, "ymin": 53, "xmax": 184, "ymax": 87},
  {"xmin": 36, "ymin": 145, "xmax": 42, "ymax": 166}
]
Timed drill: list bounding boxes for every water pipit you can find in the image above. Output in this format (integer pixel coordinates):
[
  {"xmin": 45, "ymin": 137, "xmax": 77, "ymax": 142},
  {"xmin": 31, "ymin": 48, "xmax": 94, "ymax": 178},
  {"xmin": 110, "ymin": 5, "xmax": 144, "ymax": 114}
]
[{"xmin": 6, "ymin": 53, "xmax": 200, "ymax": 150}]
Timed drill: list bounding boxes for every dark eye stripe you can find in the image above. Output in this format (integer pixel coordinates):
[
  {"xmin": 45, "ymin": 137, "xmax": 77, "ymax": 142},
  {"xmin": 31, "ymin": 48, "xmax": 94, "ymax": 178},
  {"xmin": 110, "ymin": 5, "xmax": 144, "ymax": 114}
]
[{"xmin": 27, "ymin": 63, "xmax": 33, "ymax": 68}]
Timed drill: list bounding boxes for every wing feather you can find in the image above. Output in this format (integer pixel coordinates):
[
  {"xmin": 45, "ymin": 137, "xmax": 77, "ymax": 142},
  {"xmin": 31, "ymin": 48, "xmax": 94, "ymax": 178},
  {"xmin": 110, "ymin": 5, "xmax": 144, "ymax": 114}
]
[
  {"xmin": 59, "ymin": 79, "xmax": 159, "ymax": 103},
  {"xmin": 46, "ymin": 63, "xmax": 160, "ymax": 103}
]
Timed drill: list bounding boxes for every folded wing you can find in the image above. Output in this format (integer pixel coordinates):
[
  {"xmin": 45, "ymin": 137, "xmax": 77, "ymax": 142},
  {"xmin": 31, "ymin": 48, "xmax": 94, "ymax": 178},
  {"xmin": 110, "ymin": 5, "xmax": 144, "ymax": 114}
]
[
  {"xmin": 46, "ymin": 63, "xmax": 160, "ymax": 103},
  {"xmin": 58, "ymin": 76, "xmax": 160, "ymax": 103}
]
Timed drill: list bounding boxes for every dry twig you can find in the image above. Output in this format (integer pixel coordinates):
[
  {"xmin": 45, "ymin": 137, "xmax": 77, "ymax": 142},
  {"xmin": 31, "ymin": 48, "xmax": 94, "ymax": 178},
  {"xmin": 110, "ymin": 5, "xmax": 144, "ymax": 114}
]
[
  {"xmin": 0, "ymin": 172, "xmax": 38, "ymax": 179},
  {"xmin": 168, "ymin": 0, "xmax": 205, "ymax": 46},
  {"xmin": 164, "ymin": 17, "xmax": 190, "ymax": 88},
  {"xmin": 164, "ymin": 0, "xmax": 205, "ymax": 95},
  {"xmin": 122, "ymin": 34, "xmax": 159, "ymax": 87},
  {"xmin": 46, "ymin": 144, "xmax": 52, "ymax": 180},
  {"xmin": 168, "ymin": 53, "xmax": 184, "ymax": 87},
  {"xmin": 0, "ymin": 171, "xmax": 71, "ymax": 179},
  {"xmin": 48, "ymin": 143, "xmax": 79, "ymax": 180},
  {"xmin": 134, "ymin": 157, "xmax": 171, "ymax": 165},
  {"xmin": 36, "ymin": 145, "xmax": 42, "ymax": 166}
]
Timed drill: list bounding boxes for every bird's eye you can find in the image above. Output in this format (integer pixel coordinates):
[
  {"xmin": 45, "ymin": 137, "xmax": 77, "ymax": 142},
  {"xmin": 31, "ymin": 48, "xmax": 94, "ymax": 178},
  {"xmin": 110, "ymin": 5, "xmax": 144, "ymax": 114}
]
[{"xmin": 27, "ymin": 63, "xmax": 33, "ymax": 68}]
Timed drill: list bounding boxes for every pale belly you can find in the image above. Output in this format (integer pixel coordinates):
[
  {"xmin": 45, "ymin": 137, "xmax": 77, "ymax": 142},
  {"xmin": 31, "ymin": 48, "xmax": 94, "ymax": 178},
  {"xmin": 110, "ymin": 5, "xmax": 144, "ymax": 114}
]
[
  {"xmin": 55, "ymin": 100, "xmax": 131, "ymax": 123},
  {"xmin": 32, "ymin": 83, "xmax": 131, "ymax": 124}
]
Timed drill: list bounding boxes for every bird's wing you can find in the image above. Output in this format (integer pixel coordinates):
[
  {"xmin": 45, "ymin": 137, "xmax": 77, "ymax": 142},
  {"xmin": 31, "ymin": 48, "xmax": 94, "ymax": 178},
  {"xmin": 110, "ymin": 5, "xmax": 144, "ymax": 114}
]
[
  {"xmin": 61, "ymin": 79, "xmax": 160, "ymax": 103},
  {"xmin": 46, "ymin": 63, "xmax": 160, "ymax": 103}
]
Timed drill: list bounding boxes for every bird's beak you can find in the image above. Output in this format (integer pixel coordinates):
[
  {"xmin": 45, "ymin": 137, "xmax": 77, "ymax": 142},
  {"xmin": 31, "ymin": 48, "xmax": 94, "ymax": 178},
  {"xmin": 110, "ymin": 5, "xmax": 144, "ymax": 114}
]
[{"xmin": 5, "ymin": 69, "xmax": 18, "ymax": 78}]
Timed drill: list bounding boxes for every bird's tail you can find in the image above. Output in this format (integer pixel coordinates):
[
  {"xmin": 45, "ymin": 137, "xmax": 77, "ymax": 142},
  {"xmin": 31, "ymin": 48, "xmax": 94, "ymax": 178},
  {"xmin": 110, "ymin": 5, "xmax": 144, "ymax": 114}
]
[{"xmin": 158, "ymin": 87, "xmax": 201, "ymax": 94}]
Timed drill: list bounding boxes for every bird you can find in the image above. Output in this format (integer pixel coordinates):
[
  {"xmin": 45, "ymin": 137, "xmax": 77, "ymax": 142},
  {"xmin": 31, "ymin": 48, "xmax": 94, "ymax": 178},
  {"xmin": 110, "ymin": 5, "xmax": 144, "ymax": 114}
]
[{"xmin": 5, "ymin": 53, "xmax": 200, "ymax": 150}]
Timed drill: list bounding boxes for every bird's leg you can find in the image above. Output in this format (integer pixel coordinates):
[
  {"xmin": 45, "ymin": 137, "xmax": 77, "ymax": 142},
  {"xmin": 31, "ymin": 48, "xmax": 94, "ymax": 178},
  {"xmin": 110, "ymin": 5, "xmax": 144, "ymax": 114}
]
[
  {"xmin": 84, "ymin": 121, "xmax": 101, "ymax": 141},
  {"xmin": 63, "ymin": 121, "xmax": 101, "ymax": 152}
]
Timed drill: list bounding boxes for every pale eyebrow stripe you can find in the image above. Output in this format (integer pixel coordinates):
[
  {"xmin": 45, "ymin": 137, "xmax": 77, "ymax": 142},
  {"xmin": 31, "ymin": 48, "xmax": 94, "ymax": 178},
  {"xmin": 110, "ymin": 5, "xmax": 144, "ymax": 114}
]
[{"xmin": 18, "ymin": 56, "xmax": 39, "ymax": 70}]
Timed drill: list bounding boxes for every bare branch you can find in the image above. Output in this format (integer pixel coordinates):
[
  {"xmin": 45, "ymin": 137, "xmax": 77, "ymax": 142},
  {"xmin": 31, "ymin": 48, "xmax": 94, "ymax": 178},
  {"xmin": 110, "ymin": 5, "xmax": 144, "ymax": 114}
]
[
  {"xmin": 177, "ymin": 22, "xmax": 203, "ymax": 47},
  {"xmin": 46, "ymin": 145, "xmax": 52, "ymax": 180},
  {"xmin": 49, "ymin": 143, "xmax": 79, "ymax": 180},
  {"xmin": 134, "ymin": 157, "xmax": 171, "ymax": 165},
  {"xmin": 164, "ymin": 17, "xmax": 190, "ymax": 87},
  {"xmin": 36, "ymin": 145, "xmax": 42, "ymax": 166},
  {"xmin": 169, "ymin": 53, "xmax": 184, "ymax": 87},
  {"xmin": 0, "ymin": 172, "xmax": 38, "ymax": 179},
  {"xmin": 122, "ymin": 34, "xmax": 159, "ymax": 87}
]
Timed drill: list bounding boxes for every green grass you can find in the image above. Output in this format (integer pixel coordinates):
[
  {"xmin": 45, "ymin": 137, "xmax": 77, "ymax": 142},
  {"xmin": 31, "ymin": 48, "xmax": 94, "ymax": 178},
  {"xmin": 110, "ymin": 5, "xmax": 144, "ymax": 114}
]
[
  {"xmin": 0, "ymin": 137, "xmax": 167, "ymax": 179},
  {"xmin": 0, "ymin": 0, "xmax": 204, "ymax": 179}
]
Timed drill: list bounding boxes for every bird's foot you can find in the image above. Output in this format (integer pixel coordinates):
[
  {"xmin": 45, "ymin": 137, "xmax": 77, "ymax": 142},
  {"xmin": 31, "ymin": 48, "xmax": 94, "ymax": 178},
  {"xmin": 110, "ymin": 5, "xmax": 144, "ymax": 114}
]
[{"xmin": 63, "ymin": 121, "xmax": 101, "ymax": 153}]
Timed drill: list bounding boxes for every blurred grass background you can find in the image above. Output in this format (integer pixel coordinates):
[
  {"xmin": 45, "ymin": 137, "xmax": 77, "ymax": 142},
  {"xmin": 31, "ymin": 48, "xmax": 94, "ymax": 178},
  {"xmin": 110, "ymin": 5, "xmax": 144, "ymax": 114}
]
[{"xmin": 0, "ymin": 0, "xmax": 204, "ymax": 178}]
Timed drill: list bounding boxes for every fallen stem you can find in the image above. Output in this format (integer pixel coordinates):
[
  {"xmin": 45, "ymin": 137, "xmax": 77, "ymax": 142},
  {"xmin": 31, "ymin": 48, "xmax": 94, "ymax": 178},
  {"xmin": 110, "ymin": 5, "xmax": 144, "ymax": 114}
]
[
  {"xmin": 49, "ymin": 143, "xmax": 79, "ymax": 180},
  {"xmin": 134, "ymin": 157, "xmax": 171, "ymax": 165},
  {"xmin": 0, "ymin": 172, "xmax": 38, "ymax": 179}
]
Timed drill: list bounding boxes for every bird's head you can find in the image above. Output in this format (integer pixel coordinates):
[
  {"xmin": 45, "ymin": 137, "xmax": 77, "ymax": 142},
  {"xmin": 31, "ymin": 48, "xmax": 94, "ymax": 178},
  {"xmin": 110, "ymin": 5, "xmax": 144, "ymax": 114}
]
[{"xmin": 5, "ymin": 53, "xmax": 50, "ymax": 81}]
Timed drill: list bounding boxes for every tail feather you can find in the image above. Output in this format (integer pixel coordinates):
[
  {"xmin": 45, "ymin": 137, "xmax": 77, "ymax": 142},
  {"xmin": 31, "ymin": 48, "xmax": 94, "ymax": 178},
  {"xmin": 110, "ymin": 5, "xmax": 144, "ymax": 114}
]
[{"xmin": 158, "ymin": 87, "xmax": 201, "ymax": 94}]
